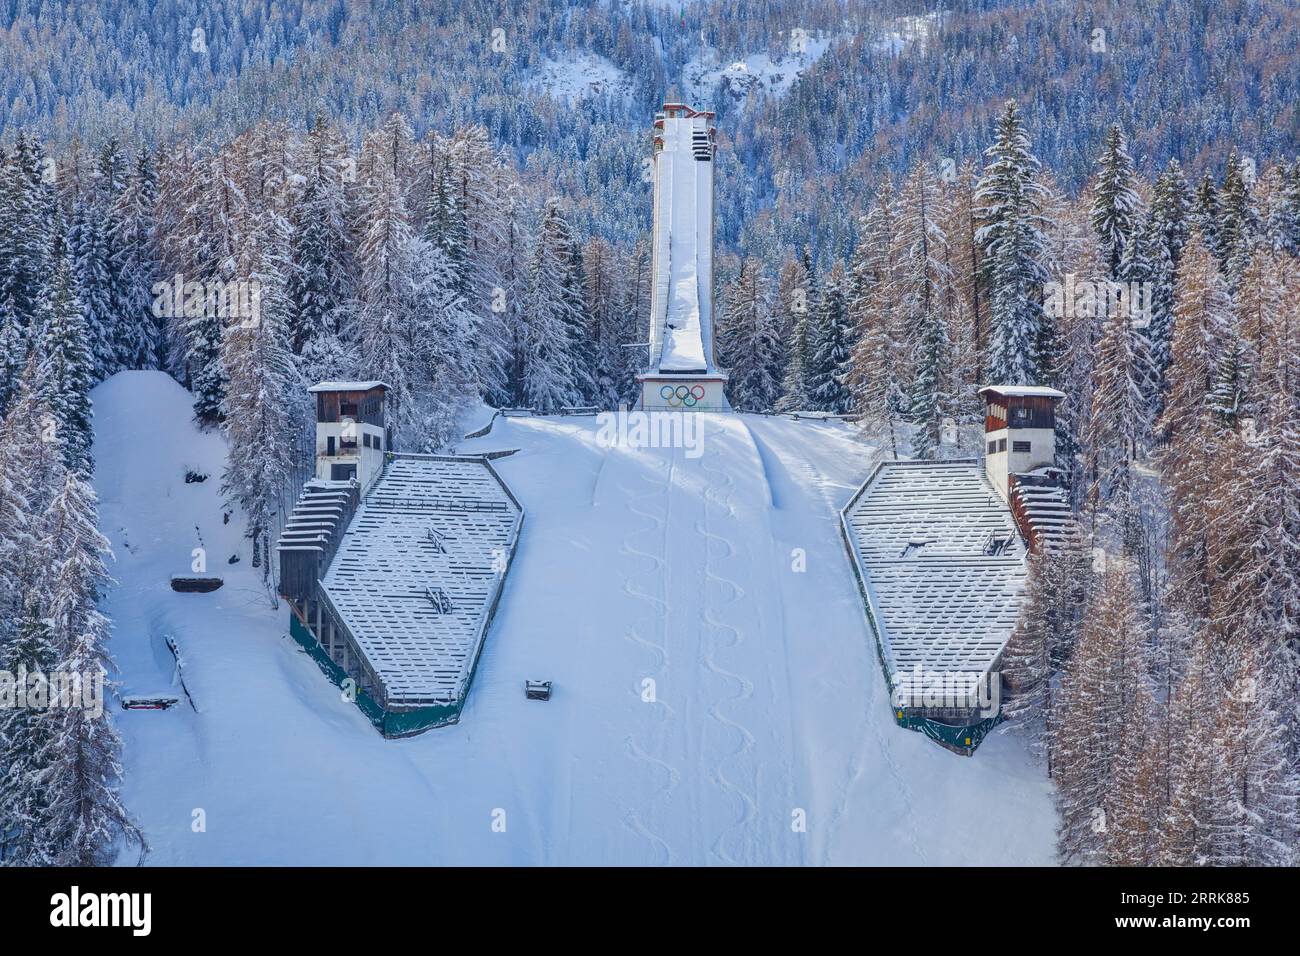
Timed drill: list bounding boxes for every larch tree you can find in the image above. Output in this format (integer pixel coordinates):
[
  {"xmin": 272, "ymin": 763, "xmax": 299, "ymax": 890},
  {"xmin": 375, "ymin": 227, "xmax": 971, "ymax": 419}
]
[
  {"xmin": 1001, "ymin": 531, "xmax": 1091, "ymax": 772},
  {"xmin": 897, "ymin": 162, "xmax": 955, "ymax": 456},
  {"xmin": 1053, "ymin": 561, "xmax": 1154, "ymax": 864}
]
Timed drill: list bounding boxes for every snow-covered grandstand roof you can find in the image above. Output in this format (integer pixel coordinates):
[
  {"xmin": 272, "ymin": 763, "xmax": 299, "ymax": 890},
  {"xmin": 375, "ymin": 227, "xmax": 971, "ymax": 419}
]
[
  {"xmin": 841, "ymin": 460, "xmax": 1027, "ymax": 678},
  {"xmin": 320, "ymin": 454, "xmax": 523, "ymax": 706},
  {"xmin": 307, "ymin": 380, "xmax": 390, "ymax": 393}
]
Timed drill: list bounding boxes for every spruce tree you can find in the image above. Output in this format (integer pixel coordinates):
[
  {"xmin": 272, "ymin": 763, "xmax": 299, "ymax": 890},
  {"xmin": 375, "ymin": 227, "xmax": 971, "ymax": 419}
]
[
  {"xmin": 110, "ymin": 147, "xmax": 162, "ymax": 370},
  {"xmin": 718, "ymin": 257, "xmax": 781, "ymax": 412},
  {"xmin": 974, "ymin": 101, "xmax": 1049, "ymax": 385},
  {"xmin": 37, "ymin": 252, "xmax": 95, "ymax": 475},
  {"xmin": 0, "ymin": 595, "xmax": 60, "ymax": 865},
  {"xmin": 806, "ymin": 260, "xmax": 854, "ymax": 414},
  {"xmin": 1090, "ymin": 125, "xmax": 1143, "ymax": 279},
  {"xmin": 775, "ymin": 249, "xmax": 817, "ymax": 412},
  {"xmin": 1218, "ymin": 151, "xmax": 1258, "ymax": 291},
  {"xmin": 520, "ymin": 203, "xmax": 581, "ymax": 412},
  {"xmin": 31, "ymin": 471, "xmax": 143, "ymax": 866},
  {"xmin": 0, "ymin": 296, "xmax": 27, "ymax": 416}
]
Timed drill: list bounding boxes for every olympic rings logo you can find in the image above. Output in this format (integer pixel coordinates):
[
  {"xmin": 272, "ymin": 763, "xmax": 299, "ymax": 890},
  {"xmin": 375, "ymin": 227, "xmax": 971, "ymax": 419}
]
[{"xmin": 659, "ymin": 384, "xmax": 707, "ymax": 407}]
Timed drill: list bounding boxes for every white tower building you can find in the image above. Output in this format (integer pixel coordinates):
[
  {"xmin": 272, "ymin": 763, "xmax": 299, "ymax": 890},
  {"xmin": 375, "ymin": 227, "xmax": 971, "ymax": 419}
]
[
  {"xmin": 309, "ymin": 381, "xmax": 390, "ymax": 493},
  {"xmin": 978, "ymin": 385, "xmax": 1065, "ymax": 502},
  {"xmin": 637, "ymin": 103, "xmax": 729, "ymax": 411}
]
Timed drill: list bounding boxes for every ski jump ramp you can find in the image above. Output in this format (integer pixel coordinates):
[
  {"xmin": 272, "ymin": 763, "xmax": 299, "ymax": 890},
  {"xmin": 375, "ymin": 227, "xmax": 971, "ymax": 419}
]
[{"xmin": 638, "ymin": 104, "xmax": 729, "ymax": 412}]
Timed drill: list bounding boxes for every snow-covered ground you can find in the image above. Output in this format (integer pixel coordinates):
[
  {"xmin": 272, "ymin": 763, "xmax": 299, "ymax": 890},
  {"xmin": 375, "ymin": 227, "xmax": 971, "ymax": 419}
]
[
  {"xmin": 96, "ymin": 371, "xmax": 1055, "ymax": 865},
  {"xmin": 682, "ymin": 14, "xmax": 942, "ymax": 107},
  {"xmin": 682, "ymin": 34, "xmax": 840, "ymax": 107}
]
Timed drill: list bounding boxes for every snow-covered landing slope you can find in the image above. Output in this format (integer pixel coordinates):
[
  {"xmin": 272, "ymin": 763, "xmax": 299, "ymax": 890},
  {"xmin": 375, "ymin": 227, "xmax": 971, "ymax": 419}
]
[{"xmin": 96, "ymin": 372, "xmax": 1055, "ymax": 865}]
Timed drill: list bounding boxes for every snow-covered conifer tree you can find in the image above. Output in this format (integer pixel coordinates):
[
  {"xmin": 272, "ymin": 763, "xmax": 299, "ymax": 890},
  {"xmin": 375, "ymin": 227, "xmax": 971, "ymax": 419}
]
[
  {"xmin": 1054, "ymin": 561, "xmax": 1155, "ymax": 863},
  {"xmin": 1089, "ymin": 125, "xmax": 1143, "ymax": 278},
  {"xmin": 290, "ymin": 119, "xmax": 356, "ymax": 383},
  {"xmin": 519, "ymin": 202, "xmax": 581, "ymax": 412},
  {"xmin": 775, "ymin": 249, "xmax": 817, "ymax": 412},
  {"xmin": 109, "ymin": 147, "xmax": 162, "ymax": 370},
  {"xmin": 30, "ymin": 471, "xmax": 143, "ymax": 865},
  {"xmin": 37, "ymin": 252, "xmax": 95, "ymax": 475},
  {"xmin": 806, "ymin": 260, "xmax": 854, "ymax": 414},
  {"xmin": 719, "ymin": 257, "xmax": 781, "ymax": 411},
  {"xmin": 974, "ymin": 101, "xmax": 1049, "ymax": 385}
]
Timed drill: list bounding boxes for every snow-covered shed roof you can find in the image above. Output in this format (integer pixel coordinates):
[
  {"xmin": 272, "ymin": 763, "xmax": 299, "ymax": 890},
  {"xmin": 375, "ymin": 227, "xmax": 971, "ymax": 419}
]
[
  {"xmin": 307, "ymin": 380, "xmax": 390, "ymax": 393},
  {"xmin": 841, "ymin": 460, "xmax": 1027, "ymax": 678},
  {"xmin": 319, "ymin": 454, "xmax": 523, "ymax": 706},
  {"xmin": 977, "ymin": 385, "xmax": 1066, "ymax": 400}
]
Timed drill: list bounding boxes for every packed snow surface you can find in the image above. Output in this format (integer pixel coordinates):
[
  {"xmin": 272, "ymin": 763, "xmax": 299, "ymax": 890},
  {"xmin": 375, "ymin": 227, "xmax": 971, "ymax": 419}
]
[
  {"xmin": 655, "ymin": 115, "xmax": 711, "ymax": 373},
  {"xmin": 97, "ymin": 372, "xmax": 1055, "ymax": 865}
]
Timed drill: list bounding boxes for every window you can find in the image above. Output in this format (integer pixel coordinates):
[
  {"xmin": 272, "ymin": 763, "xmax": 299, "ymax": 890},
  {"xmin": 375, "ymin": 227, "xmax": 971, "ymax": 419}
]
[
  {"xmin": 326, "ymin": 436, "xmax": 336, "ymax": 456},
  {"xmin": 340, "ymin": 402, "xmax": 358, "ymax": 418},
  {"xmin": 998, "ymin": 438, "xmax": 1007, "ymax": 452},
  {"xmin": 987, "ymin": 440, "xmax": 998, "ymax": 455},
  {"xmin": 374, "ymin": 434, "xmax": 382, "ymax": 451},
  {"xmin": 1012, "ymin": 440, "xmax": 1031, "ymax": 454},
  {"xmin": 1011, "ymin": 406, "xmax": 1032, "ymax": 424}
]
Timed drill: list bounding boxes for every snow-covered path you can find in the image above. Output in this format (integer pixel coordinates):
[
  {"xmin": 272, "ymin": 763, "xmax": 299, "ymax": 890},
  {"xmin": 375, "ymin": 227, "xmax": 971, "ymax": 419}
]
[{"xmin": 97, "ymin": 374, "xmax": 1055, "ymax": 865}]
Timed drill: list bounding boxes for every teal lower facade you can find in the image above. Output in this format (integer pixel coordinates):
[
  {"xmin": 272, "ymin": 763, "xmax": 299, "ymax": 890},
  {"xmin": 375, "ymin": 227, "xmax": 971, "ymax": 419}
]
[
  {"xmin": 288, "ymin": 612, "xmax": 465, "ymax": 737},
  {"xmin": 894, "ymin": 707, "xmax": 1002, "ymax": 755}
]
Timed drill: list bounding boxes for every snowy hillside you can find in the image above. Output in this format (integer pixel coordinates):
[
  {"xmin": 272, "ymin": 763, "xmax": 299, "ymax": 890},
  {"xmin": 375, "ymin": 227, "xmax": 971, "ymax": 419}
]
[
  {"xmin": 95, "ymin": 372, "xmax": 1054, "ymax": 865},
  {"xmin": 527, "ymin": 53, "xmax": 633, "ymax": 103}
]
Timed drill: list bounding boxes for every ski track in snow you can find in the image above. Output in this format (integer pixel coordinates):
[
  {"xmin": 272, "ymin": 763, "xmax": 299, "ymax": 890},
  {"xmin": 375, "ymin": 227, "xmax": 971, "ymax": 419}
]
[
  {"xmin": 614, "ymin": 450, "xmax": 681, "ymax": 862},
  {"xmin": 695, "ymin": 433, "xmax": 760, "ymax": 865},
  {"xmin": 97, "ymin": 374, "xmax": 1057, "ymax": 866}
]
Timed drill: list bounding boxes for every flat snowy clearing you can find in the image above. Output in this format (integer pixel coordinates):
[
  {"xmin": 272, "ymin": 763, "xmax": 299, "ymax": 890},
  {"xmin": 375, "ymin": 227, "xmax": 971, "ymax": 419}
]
[{"xmin": 97, "ymin": 372, "xmax": 1055, "ymax": 865}]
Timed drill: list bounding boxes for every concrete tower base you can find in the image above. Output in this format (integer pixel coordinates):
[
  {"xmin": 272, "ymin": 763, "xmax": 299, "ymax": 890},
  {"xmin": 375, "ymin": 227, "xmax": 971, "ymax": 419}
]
[{"xmin": 637, "ymin": 374, "xmax": 730, "ymax": 412}]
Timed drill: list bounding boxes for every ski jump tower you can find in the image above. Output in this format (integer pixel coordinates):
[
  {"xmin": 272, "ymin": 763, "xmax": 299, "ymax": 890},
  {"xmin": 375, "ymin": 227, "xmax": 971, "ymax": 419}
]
[{"xmin": 638, "ymin": 103, "xmax": 729, "ymax": 411}]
